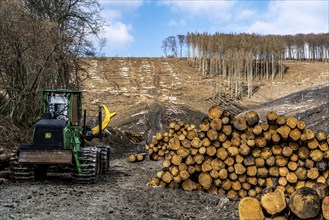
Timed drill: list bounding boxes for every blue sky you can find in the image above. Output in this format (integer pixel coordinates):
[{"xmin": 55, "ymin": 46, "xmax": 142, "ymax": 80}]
[{"xmin": 98, "ymin": 0, "xmax": 329, "ymax": 57}]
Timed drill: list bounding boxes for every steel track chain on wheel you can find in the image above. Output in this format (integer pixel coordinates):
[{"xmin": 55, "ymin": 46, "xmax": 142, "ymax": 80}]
[
  {"xmin": 98, "ymin": 146, "xmax": 110, "ymax": 175},
  {"xmin": 10, "ymin": 148, "xmax": 34, "ymax": 180},
  {"xmin": 72, "ymin": 146, "xmax": 100, "ymax": 184}
]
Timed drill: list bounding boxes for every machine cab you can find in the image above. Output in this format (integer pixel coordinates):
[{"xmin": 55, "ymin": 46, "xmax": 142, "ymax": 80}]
[{"xmin": 43, "ymin": 90, "xmax": 81, "ymax": 126}]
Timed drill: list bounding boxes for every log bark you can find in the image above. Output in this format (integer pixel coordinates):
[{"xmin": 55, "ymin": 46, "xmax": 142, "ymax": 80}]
[
  {"xmin": 289, "ymin": 187, "xmax": 321, "ymax": 219},
  {"xmin": 245, "ymin": 111, "xmax": 259, "ymax": 126}
]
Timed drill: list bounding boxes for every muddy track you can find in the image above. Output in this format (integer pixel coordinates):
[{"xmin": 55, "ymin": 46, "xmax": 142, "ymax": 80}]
[{"xmin": 0, "ymin": 159, "xmax": 238, "ymax": 220}]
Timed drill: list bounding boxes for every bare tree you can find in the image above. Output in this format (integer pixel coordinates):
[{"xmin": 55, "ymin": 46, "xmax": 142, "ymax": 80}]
[
  {"xmin": 0, "ymin": 0, "xmax": 105, "ymax": 123},
  {"xmin": 162, "ymin": 36, "xmax": 178, "ymax": 57},
  {"xmin": 177, "ymin": 34, "xmax": 185, "ymax": 58}
]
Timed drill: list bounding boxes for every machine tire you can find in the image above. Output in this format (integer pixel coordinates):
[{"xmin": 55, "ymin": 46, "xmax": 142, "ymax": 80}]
[
  {"xmin": 10, "ymin": 148, "xmax": 34, "ymax": 181},
  {"xmin": 72, "ymin": 146, "xmax": 100, "ymax": 184},
  {"xmin": 98, "ymin": 146, "xmax": 110, "ymax": 175}
]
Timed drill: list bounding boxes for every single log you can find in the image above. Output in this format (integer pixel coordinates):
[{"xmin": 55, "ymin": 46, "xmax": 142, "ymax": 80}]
[
  {"xmin": 316, "ymin": 130, "xmax": 327, "ymax": 142},
  {"xmin": 282, "ymin": 146, "xmax": 293, "ymax": 157},
  {"xmin": 287, "ymin": 161, "xmax": 298, "ymax": 171},
  {"xmin": 216, "ymin": 148, "xmax": 228, "ymax": 160},
  {"xmin": 260, "ymin": 148, "xmax": 272, "ymax": 160},
  {"xmin": 191, "ymin": 137, "xmax": 202, "ymax": 148},
  {"xmin": 260, "ymin": 189, "xmax": 286, "ymax": 215},
  {"xmin": 161, "ymin": 171, "xmax": 173, "ymax": 183},
  {"xmin": 305, "ymin": 129, "xmax": 315, "ymax": 140},
  {"xmin": 169, "ymin": 137, "xmax": 180, "ymax": 150},
  {"xmin": 169, "ymin": 166, "xmax": 180, "ymax": 177},
  {"xmin": 128, "ymin": 154, "xmax": 136, "ymax": 162},
  {"xmin": 286, "ymin": 172, "xmax": 298, "ymax": 183},
  {"xmin": 221, "ymin": 179, "xmax": 232, "ymax": 191},
  {"xmin": 307, "ymin": 168, "xmax": 319, "ymax": 180},
  {"xmin": 206, "ymin": 146, "xmax": 216, "ymax": 157},
  {"xmin": 276, "ymin": 115, "xmax": 287, "ymax": 125},
  {"xmin": 255, "ymin": 137, "xmax": 267, "ymax": 148},
  {"xmin": 224, "ymin": 156, "xmax": 235, "ymax": 166},
  {"xmin": 208, "ymin": 105, "xmax": 223, "ymax": 119},
  {"xmin": 178, "ymin": 163, "xmax": 187, "ymax": 171},
  {"xmin": 247, "ymin": 166, "xmax": 257, "ymax": 177},
  {"xmin": 289, "ymin": 128, "xmax": 301, "ymax": 141},
  {"xmin": 279, "ymin": 167, "xmax": 289, "ymax": 177},
  {"xmin": 305, "ymin": 159, "xmax": 315, "ymax": 169},
  {"xmin": 211, "ymin": 158, "xmax": 225, "ymax": 171},
  {"xmin": 278, "ymin": 177, "xmax": 288, "ymax": 186},
  {"xmin": 218, "ymin": 133, "xmax": 227, "ymax": 142},
  {"xmin": 227, "ymin": 147, "xmax": 239, "ymax": 157},
  {"xmin": 202, "ymin": 137, "xmax": 211, "ymax": 147},
  {"xmin": 207, "ymin": 129, "xmax": 218, "ymax": 141},
  {"xmin": 286, "ymin": 116, "xmax": 298, "ymax": 129},
  {"xmin": 222, "ymin": 125, "xmax": 232, "ymax": 136},
  {"xmin": 297, "ymin": 121, "xmax": 306, "ymax": 130},
  {"xmin": 232, "ymin": 116, "xmax": 247, "ymax": 131},
  {"xmin": 276, "ymin": 155, "xmax": 288, "ymax": 167},
  {"xmin": 269, "ymin": 166, "xmax": 280, "ymax": 177},
  {"xmin": 298, "ymin": 146, "xmax": 310, "ymax": 160},
  {"xmin": 171, "ymin": 155, "xmax": 182, "ymax": 165},
  {"xmin": 310, "ymin": 149, "xmax": 324, "ymax": 162},
  {"xmin": 239, "ymin": 144, "xmax": 250, "ymax": 156},
  {"xmin": 182, "ymin": 179, "xmax": 197, "ymax": 191},
  {"xmin": 185, "ymin": 155, "xmax": 195, "ymax": 165},
  {"xmin": 199, "ymin": 146, "xmax": 206, "ymax": 154},
  {"xmin": 245, "ymin": 111, "xmax": 259, "ymax": 126},
  {"xmin": 260, "ymin": 122, "xmax": 270, "ymax": 131},
  {"xmin": 231, "ymin": 136, "xmax": 241, "ymax": 147},
  {"xmin": 263, "ymin": 131, "xmax": 272, "ymax": 141},
  {"xmin": 267, "ymin": 111, "xmax": 278, "ymax": 124},
  {"xmin": 218, "ymin": 168, "xmax": 228, "ymax": 179},
  {"xmin": 194, "ymin": 154, "xmax": 204, "ymax": 164},
  {"xmin": 319, "ymin": 142, "xmax": 328, "ymax": 151},
  {"xmin": 308, "ymin": 138, "xmax": 319, "ymax": 150},
  {"xmin": 289, "ymin": 187, "xmax": 321, "ymax": 219},
  {"xmin": 234, "ymin": 163, "xmax": 246, "ymax": 175},
  {"xmin": 255, "ymin": 157, "xmax": 265, "ymax": 167},
  {"xmin": 236, "ymin": 154, "xmax": 244, "ymax": 164},
  {"xmin": 290, "ymin": 153, "xmax": 298, "ymax": 161},
  {"xmin": 243, "ymin": 155, "xmax": 255, "ymax": 166},
  {"xmin": 257, "ymin": 167, "xmax": 268, "ymax": 178},
  {"xmin": 322, "ymin": 196, "xmax": 329, "ymax": 220},
  {"xmin": 177, "ymin": 147, "xmax": 190, "ymax": 158},
  {"xmin": 210, "ymin": 118, "xmax": 222, "ymax": 131},
  {"xmin": 277, "ymin": 125, "xmax": 291, "ymax": 139},
  {"xmin": 312, "ymin": 183, "xmax": 328, "ymax": 199},
  {"xmin": 316, "ymin": 160, "xmax": 328, "ymax": 172},
  {"xmin": 239, "ymin": 197, "xmax": 265, "ymax": 220},
  {"xmin": 272, "ymin": 145, "xmax": 283, "ymax": 155},
  {"xmin": 149, "ymin": 177, "xmax": 160, "ymax": 186},
  {"xmin": 201, "ymin": 160, "xmax": 212, "ymax": 172}
]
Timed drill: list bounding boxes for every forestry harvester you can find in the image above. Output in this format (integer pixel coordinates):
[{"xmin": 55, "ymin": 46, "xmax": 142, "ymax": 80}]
[{"xmin": 10, "ymin": 89, "xmax": 116, "ymax": 183}]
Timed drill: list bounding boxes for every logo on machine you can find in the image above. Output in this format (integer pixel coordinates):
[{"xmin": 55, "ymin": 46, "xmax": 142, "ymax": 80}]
[{"xmin": 45, "ymin": 133, "xmax": 52, "ymax": 139}]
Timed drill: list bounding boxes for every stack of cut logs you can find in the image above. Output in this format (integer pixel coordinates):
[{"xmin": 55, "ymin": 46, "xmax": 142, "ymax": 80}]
[
  {"xmin": 0, "ymin": 148, "xmax": 10, "ymax": 184},
  {"xmin": 147, "ymin": 105, "xmax": 329, "ymax": 199}
]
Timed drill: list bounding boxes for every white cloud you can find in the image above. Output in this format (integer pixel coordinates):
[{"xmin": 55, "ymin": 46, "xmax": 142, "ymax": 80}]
[
  {"xmin": 101, "ymin": 22, "xmax": 134, "ymax": 51},
  {"xmin": 98, "ymin": 1, "xmax": 144, "ymax": 54},
  {"xmin": 168, "ymin": 19, "xmax": 187, "ymax": 27},
  {"xmin": 246, "ymin": 1, "xmax": 329, "ymax": 34},
  {"xmin": 163, "ymin": 1, "xmax": 237, "ymax": 22}
]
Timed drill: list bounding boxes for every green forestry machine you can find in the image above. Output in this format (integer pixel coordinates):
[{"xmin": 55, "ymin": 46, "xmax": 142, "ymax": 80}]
[{"xmin": 10, "ymin": 89, "xmax": 116, "ymax": 183}]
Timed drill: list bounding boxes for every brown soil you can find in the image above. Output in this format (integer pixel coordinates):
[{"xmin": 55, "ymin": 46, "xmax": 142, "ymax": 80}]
[{"xmin": 0, "ymin": 58, "xmax": 328, "ymax": 220}]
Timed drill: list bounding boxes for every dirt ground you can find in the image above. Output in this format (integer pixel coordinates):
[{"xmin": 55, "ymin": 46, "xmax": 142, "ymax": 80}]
[{"xmin": 0, "ymin": 58, "xmax": 328, "ymax": 220}]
